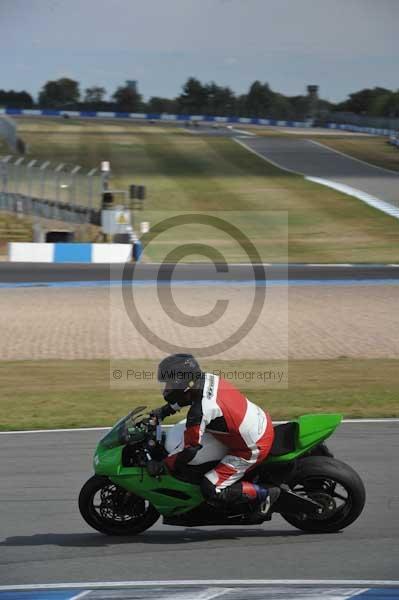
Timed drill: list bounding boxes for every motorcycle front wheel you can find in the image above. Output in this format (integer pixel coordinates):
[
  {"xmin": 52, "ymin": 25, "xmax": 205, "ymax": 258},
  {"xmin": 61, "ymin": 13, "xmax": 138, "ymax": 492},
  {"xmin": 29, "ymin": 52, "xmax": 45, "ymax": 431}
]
[{"xmin": 79, "ymin": 475, "xmax": 159, "ymax": 536}]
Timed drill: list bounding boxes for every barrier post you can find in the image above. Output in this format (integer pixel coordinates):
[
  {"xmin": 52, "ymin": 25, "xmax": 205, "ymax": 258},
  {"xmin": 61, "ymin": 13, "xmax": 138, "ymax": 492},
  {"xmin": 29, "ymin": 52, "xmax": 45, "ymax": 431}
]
[
  {"xmin": 87, "ymin": 167, "xmax": 97, "ymax": 214},
  {"xmin": 39, "ymin": 160, "xmax": 51, "ymax": 199},
  {"xmin": 133, "ymin": 239, "xmax": 143, "ymax": 262},
  {"xmin": 70, "ymin": 165, "xmax": 82, "ymax": 207}
]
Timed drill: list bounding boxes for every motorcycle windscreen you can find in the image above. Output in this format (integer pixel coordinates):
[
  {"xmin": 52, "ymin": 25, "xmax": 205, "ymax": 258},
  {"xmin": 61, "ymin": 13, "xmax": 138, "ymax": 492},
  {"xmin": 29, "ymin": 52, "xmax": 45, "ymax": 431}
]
[{"xmin": 164, "ymin": 421, "xmax": 227, "ymax": 465}]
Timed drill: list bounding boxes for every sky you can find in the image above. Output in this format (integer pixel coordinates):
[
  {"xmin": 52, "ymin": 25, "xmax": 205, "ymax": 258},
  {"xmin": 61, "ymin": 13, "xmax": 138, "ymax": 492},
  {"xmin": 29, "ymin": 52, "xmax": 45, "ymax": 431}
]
[{"xmin": 1, "ymin": 0, "xmax": 398, "ymax": 103}]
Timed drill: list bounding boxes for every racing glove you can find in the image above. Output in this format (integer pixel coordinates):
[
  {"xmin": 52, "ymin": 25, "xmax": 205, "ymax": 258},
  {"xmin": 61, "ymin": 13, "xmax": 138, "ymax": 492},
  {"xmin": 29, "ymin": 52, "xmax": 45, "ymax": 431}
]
[
  {"xmin": 146, "ymin": 460, "xmax": 166, "ymax": 477},
  {"xmin": 150, "ymin": 404, "xmax": 177, "ymax": 421}
]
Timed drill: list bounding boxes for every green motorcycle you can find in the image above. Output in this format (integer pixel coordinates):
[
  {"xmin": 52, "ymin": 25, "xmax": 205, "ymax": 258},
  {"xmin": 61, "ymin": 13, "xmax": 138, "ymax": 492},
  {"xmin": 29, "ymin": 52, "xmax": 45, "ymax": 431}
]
[{"xmin": 79, "ymin": 407, "xmax": 366, "ymax": 535}]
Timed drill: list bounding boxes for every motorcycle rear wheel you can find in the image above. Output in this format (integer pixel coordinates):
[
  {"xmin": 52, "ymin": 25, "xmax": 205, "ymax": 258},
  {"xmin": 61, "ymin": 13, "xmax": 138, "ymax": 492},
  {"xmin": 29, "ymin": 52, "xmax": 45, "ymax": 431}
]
[
  {"xmin": 79, "ymin": 475, "xmax": 159, "ymax": 536},
  {"xmin": 281, "ymin": 456, "xmax": 366, "ymax": 533}
]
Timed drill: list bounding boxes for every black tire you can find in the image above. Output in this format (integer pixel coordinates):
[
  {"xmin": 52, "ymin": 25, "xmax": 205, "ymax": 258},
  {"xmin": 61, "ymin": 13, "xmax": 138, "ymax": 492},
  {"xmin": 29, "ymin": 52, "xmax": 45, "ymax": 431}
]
[
  {"xmin": 281, "ymin": 457, "xmax": 366, "ymax": 533},
  {"xmin": 78, "ymin": 475, "xmax": 159, "ymax": 536}
]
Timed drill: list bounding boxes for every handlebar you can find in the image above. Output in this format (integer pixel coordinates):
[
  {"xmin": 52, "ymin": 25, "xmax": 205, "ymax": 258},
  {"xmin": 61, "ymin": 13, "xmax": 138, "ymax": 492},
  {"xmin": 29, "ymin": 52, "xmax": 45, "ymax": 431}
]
[{"xmin": 121, "ymin": 412, "xmax": 163, "ymax": 446}]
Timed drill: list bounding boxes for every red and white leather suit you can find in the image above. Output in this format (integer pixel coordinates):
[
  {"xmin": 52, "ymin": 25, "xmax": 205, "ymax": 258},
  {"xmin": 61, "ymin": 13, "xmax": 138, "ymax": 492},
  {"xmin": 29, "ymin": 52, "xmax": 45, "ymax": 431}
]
[{"xmin": 164, "ymin": 373, "xmax": 275, "ymax": 498}]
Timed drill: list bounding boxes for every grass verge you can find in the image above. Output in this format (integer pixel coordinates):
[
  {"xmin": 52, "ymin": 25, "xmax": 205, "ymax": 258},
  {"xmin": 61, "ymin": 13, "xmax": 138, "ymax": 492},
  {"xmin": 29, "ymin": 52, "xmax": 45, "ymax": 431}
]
[
  {"xmin": 10, "ymin": 117, "xmax": 399, "ymax": 263},
  {"xmin": 0, "ymin": 212, "xmax": 33, "ymax": 251},
  {"xmin": 0, "ymin": 358, "xmax": 398, "ymax": 430}
]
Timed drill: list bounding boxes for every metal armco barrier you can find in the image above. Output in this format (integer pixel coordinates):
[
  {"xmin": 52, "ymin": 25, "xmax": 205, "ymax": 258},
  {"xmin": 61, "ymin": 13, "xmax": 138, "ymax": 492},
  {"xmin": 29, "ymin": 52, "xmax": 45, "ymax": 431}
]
[
  {"xmin": 327, "ymin": 122, "xmax": 394, "ymax": 136},
  {"xmin": 0, "ymin": 107, "xmax": 310, "ymax": 129},
  {"xmin": 2, "ymin": 107, "xmax": 396, "ymax": 138}
]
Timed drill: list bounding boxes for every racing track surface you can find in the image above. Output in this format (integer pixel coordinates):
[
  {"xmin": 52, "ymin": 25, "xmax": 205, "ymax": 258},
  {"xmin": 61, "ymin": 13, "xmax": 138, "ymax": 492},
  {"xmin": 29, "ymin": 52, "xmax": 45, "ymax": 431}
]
[
  {"xmin": 240, "ymin": 137, "xmax": 399, "ymax": 209},
  {"xmin": 1, "ymin": 263, "xmax": 399, "ymax": 284},
  {"xmin": 0, "ymin": 422, "xmax": 398, "ymax": 585}
]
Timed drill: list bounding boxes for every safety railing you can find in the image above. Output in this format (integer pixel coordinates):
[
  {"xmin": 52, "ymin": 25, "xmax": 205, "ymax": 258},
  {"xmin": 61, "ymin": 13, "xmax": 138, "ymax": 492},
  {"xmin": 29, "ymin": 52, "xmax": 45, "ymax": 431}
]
[{"xmin": 0, "ymin": 155, "xmax": 103, "ymax": 225}]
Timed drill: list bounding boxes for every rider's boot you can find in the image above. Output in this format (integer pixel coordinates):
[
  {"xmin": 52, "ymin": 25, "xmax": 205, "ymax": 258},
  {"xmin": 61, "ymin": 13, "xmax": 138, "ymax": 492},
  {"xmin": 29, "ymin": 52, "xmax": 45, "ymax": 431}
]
[
  {"xmin": 243, "ymin": 483, "xmax": 281, "ymax": 522},
  {"xmin": 258, "ymin": 486, "xmax": 281, "ymax": 516}
]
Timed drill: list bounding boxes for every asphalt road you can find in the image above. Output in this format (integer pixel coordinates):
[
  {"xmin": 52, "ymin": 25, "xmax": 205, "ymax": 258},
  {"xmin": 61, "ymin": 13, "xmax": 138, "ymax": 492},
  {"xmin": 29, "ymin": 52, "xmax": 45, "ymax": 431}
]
[
  {"xmin": 0, "ymin": 422, "xmax": 398, "ymax": 585},
  {"xmin": 1, "ymin": 263, "xmax": 399, "ymax": 284},
  {"xmin": 241, "ymin": 137, "xmax": 399, "ymax": 208}
]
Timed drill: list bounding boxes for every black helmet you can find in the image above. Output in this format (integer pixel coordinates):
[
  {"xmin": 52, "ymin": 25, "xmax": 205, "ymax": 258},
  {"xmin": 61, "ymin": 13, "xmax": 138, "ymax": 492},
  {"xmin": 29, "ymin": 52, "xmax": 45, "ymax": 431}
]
[{"xmin": 157, "ymin": 354, "xmax": 203, "ymax": 405}]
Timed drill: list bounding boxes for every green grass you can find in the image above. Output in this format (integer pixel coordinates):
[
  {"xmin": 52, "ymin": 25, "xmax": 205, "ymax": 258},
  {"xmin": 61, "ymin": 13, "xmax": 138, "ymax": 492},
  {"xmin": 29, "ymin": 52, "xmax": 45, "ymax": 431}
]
[
  {"xmin": 0, "ymin": 212, "xmax": 33, "ymax": 250},
  {"xmin": 6, "ymin": 117, "xmax": 399, "ymax": 262},
  {"xmin": 0, "ymin": 359, "xmax": 398, "ymax": 430}
]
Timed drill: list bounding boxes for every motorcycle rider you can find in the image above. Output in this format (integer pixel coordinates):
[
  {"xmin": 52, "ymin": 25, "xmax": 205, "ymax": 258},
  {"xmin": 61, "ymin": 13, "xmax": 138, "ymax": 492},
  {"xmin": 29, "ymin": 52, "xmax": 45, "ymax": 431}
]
[{"xmin": 148, "ymin": 353, "xmax": 280, "ymax": 518}]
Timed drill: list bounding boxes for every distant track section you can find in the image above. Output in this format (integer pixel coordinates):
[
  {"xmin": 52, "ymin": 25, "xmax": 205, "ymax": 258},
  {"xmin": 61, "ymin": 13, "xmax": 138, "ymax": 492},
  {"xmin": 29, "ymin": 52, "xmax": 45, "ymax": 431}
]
[{"xmin": 237, "ymin": 137, "xmax": 399, "ymax": 211}]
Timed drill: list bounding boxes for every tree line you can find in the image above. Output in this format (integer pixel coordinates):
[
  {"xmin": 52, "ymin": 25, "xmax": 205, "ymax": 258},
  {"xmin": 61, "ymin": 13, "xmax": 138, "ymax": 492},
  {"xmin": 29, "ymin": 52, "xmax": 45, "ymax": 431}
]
[{"xmin": 1, "ymin": 78, "xmax": 399, "ymax": 120}]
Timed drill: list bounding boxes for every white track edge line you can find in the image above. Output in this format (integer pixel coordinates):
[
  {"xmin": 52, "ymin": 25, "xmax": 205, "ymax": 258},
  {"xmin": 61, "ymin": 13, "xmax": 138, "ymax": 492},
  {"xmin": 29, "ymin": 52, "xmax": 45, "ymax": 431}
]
[
  {"xmin": 306, "ymin": 176, "xmax": 399, "ymax": 221},
  {"xmin": 1, "ymin": 418, "xmax": 399, "ymax": 435},
  {"xmin": 0, "ymin": 580, "xmax": 398, "ymax": 591},
  {"xmin": 229, "ymin": 127, "xmax": 257, "ymax": 137},
  {"xmin": 199, "ymin": 588, "xmax": 233, "ymax": 600},
  {"xmin": 70, "ymin": 592, "xmax": 92, "ymax": 600}
]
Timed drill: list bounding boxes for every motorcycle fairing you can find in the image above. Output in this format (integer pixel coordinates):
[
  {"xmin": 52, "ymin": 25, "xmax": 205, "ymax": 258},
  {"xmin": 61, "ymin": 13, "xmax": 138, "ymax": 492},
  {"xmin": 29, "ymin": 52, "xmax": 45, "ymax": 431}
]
[{"xmin": 94, "ymin": 413, "xmax": 342, "ymax": 516}]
